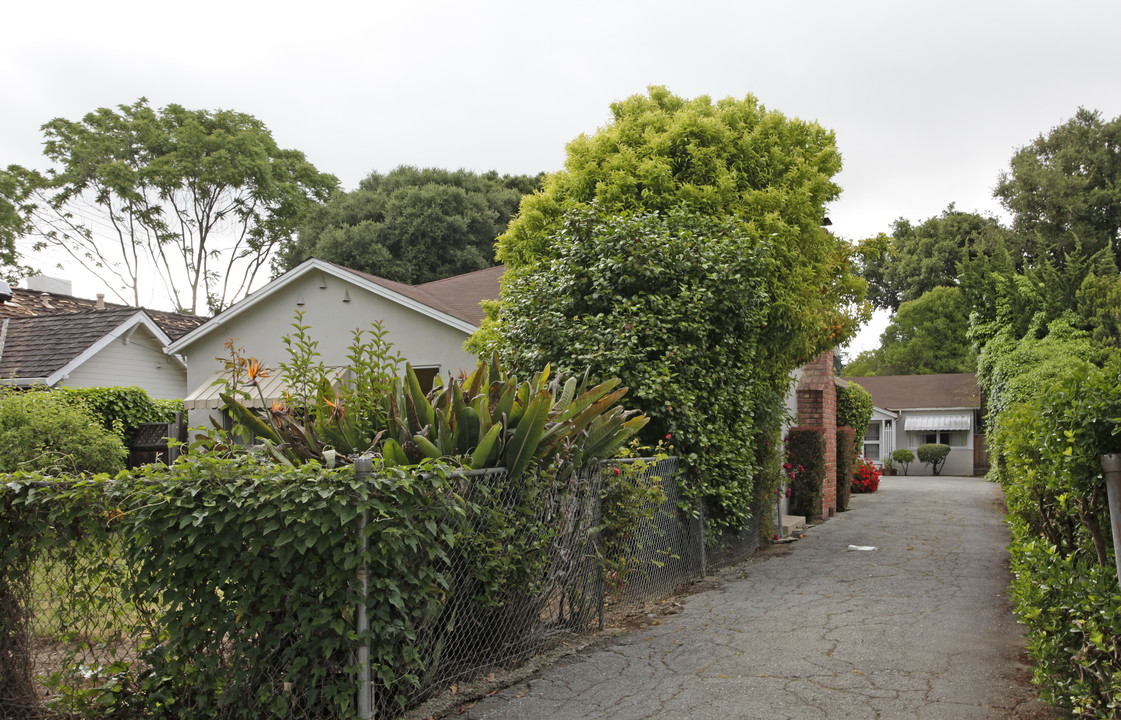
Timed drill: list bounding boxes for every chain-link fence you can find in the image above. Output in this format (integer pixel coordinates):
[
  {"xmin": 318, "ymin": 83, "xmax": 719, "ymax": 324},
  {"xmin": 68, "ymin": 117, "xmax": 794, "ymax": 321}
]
[
  {"xmin": 1, "ymin": 500, "xmax": 155, "ymax": 720},
  {"xmin": 3, "ymin": 458, "xmax": 770, "ymax": 720},
  {"xmin": 598, "ymin": 457, "xmax": 705, "ymax": 614}
]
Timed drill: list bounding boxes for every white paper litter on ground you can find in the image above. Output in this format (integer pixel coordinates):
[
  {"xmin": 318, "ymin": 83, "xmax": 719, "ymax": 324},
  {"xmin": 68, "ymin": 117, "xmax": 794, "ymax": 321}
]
[{"xmin": 847, "ymin": 545, "xmax": 878, "ymax": 551}]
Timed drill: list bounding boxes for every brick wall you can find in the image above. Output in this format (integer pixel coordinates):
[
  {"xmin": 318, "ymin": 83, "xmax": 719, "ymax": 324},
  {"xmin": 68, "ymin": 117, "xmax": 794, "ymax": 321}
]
[{"xmin": 796, "ymin": 350, "xmax": 837, "ymax": 517}]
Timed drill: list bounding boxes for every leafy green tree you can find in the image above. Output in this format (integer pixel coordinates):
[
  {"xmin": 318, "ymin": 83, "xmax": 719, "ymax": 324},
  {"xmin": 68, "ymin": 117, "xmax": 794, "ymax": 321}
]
[
  {"xmin": 995, "ymin": 108, "xmax": 1121, "ymax": 269},
  {"xmin": 275, "ymin": 167, "xmax": 543, "ymax": 283},
  {"xmin": 844, "ymin": 287, "xmax": 975, "ymax": 376},
  {"xmin": 0, "ymin": 167, "xmax": 37, "ymax": 284},
  {"xmin": 858, "ymin": 206, "xmax": 1011, "ymax": 312},
  {"xmin": 11, "ymin": 99, "xmax": 337, "ymax": 314},
  {"xmin": 476, "ymin": 85, "xmax": 866, "ymax": 361}
]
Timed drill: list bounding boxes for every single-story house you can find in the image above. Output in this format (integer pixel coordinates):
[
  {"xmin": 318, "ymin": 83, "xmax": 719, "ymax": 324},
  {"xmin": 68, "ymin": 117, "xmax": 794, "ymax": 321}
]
[
  {"xmin": 845, "ymin": 373, "xmax": 984, "ymax": 476},
  {"xmin": 166, "ymin": 258, "xmax": 503, "ymax": 428},
  {"xmin": 0, "ymin": 277, "xmax": 207, "ymax": 400}
]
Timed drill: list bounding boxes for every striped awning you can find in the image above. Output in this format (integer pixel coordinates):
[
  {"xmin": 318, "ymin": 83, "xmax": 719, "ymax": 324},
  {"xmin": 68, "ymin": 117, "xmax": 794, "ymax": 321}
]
[
  {"xmin": 904, "ymin": 414, "xmax": 971, "ymax": 432},
  {"xmin": 183, "ymin": 366, "xmax": 350, "ymax": 410}
]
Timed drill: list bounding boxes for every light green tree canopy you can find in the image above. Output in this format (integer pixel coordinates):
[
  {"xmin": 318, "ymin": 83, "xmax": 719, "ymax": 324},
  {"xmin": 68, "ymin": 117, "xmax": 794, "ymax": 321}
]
[
  {"xmin": 844, "ymin": 286, "xmax": 975, "ymax": 377},
  {"xmin": 10, "ymin": 99, "xmax": 337, "ymax": 314},
  {"xmin": 274, "ymin": 166, "xmax": 543, "ymax": 284},
  {"xmin": 476, "ymin": 85, "xmax": 866, "ymax": 361}
]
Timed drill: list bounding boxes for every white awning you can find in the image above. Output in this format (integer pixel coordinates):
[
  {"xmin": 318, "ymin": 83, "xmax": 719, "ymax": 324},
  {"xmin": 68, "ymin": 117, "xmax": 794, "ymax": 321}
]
[
  {"xmin": 183, "ymin": 367, "xmax": 350, "ymax": 410},
  {"xmin": 904, "ymin": 414, "xmax": 971, "ymax": 432}
]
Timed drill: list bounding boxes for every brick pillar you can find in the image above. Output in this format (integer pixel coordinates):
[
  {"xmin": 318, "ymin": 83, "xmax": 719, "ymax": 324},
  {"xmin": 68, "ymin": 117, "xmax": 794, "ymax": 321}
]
[{"xmin": 796, "ymin": 350, "xmax": 837, "ymax": 518}]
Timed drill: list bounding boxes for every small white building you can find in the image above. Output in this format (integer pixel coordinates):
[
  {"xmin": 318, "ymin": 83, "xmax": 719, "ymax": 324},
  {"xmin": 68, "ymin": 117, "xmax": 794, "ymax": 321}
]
[{"xmin": 846, "ymin": 373, "xmax": 985, "ymax": 476}]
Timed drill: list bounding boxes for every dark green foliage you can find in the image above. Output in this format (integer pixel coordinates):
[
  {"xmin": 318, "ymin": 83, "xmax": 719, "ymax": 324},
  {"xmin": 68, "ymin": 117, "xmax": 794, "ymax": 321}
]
[
  {"xmin": 55, "ymin": 386, "xmax": 182, "ymax": 445},
  {"xmin": 916, "ymin": 443, "xmax": 951, "ymax": 475},
  {"xmin": 0, "ymin": 389, "xmax": 125, "ymax": 474},
  {"xmin": 892, "ymin": 448, "xmax": 914, "ymax": 475},
  {"xmin": 275, "ymin": 166, "xmax": 543, "ymax": 283},
  {"xmin": 836, "ymin": 426, "xmax": 855, "ymax": 511},
  {"xmin": 995, "ymin": 108, "xmax": 1121, "ymax": 270},
  {"xmin": 785, "ymin": 427, "xmax": 826, "ymax": 520},
  {"xmin": 491, "ymin": 205, "xmax": 787, "ymax": 528},
  {"xmin": 858, "ymin": 206, "xmax": 1012, "ymax": 312},
  {"xmin": 836, "ymin": 383, "xmax": 873, "ymax": 451}
]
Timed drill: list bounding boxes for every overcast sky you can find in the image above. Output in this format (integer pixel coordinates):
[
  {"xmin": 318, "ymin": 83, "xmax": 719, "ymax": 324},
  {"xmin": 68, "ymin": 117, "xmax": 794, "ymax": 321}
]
[{"xmin": 4, "ymin": 0, "xmax": 1120, "ymax": 356}]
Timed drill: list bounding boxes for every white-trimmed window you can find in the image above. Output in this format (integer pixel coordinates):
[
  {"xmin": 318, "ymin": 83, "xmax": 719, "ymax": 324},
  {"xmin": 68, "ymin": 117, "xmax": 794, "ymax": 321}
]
[{"xmin": 863, "ymin": 422, "xmax": 881, "ymax": 461}]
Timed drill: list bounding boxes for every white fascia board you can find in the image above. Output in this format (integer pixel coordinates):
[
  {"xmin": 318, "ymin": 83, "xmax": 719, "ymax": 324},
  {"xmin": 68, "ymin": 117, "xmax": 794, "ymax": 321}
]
[
  {"xmin": 45, "ymin": 311, "xmax": 173, "ymax": 386},
  {"xmin": 1, "ymin": 377, "xmax": 49, "ymax": 386},
  {"xmin": 165, "ymin": 258, "xmax": 476, "ymax": 354},
  {"xmin": 898, "ymin": 407, "xmax": 978, "ymax": 412}
]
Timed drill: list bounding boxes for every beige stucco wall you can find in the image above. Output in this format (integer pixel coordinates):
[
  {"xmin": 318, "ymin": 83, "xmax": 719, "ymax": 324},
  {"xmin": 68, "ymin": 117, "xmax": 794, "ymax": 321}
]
[
  {"xmin": 61, "ymin": 325, "xmax": 188, "ymax": 400},
  {"xmin": 175, "ymin": 271, "xmax": 479, "ymax": 427}
]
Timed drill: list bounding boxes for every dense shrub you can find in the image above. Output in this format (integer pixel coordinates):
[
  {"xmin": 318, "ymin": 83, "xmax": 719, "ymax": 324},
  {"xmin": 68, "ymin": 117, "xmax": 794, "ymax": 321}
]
[
  {"xmin": 56, "ymin": 386, "xmax": 182, "ymax": 445},
  {"xmin": 892, "ymin": 448, "xmax": 915, "ymax": 475},
  {"xmin": 836, "ymin": 383, "xmax": 873, "ymax": 455},
  {"xmin": 0, "ymin": 389, "xmax": 125, "ymax": 474},
  {"xmin": 993, "ymin": 357, "xmax": 1121, "ymax": 716},
  {"xmin": 785, "ymin": 427, "xmax": 826, "ymax": 519},
  {"xmin": 836, "ymin": 426, "xmax": 855, "ymax": 511},
  {"xmin": 851, "ymin": 457, "xmax": 881, "ymax": 493},
  {"xmin": 917, "ymin": 443, "xmax": 951, "ymax": 475}
]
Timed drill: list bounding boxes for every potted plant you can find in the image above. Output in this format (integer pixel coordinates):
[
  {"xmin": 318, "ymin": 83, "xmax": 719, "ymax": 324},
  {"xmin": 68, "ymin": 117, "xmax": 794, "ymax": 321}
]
[{"xmin": 881, "ymin": 456, "xmax": 897, "ymax": 476}]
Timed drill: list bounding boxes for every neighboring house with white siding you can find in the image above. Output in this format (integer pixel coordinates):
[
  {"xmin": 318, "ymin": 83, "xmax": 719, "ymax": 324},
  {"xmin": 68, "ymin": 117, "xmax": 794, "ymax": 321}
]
[
  {"xmin": 0, "ymin": 309, "xmax": 190, "ymax": 399},
  {"xmin": 166, "ymin": 258, "xmax": 503, "ymax": 428},
  {"xmin": 845, "ymin": 373, "xmax": 984, "ymax": 476}
]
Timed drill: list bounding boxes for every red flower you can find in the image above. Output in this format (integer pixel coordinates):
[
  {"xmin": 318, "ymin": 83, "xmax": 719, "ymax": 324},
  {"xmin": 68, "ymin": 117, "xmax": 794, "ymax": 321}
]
[
  {"xmin": 782, "ymin": 463, "xmax": 793, "ymax": 471},
  {"xmin": 613, "ymin": 467, "xmax": 621, "ymax": 476}
]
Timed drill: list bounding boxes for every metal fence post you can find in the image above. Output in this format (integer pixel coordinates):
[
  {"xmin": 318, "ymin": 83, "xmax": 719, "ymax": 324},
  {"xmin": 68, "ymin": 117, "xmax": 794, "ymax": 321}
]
[
  {"xmin": 1099, "ymin": 454, "xmax": 1121, "ymax": 591},
  {"xmin": 354, "ymin": 457, "xmax": 374, "ymax": 720}
]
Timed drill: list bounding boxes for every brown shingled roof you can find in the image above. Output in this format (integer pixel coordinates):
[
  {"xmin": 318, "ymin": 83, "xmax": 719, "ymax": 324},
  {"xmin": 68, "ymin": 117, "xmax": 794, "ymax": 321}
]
[
  {"xmin": 0, "ymin": 288, "xmax": 207, "ymax": 340},
  {"xmin": 845, "ymin": 373, "xmax": 981, "ymax": 410},
  {"xmin": 321, "ymin": 261, "xmax": 504, "ymax": 327},
  {"xmin": 415, "ymin": 265, "xmax": 504, "ymax": 326},
  {"xmin": 0, "ymin": 309, "xmax": 156, "ymax": 381}
]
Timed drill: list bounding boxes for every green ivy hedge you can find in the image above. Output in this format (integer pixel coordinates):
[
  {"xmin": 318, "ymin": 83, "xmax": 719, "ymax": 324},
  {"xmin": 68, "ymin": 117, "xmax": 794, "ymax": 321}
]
[
  {"xmin": 55, "ymin": 386, "xmax": 183, "ymax": 445},
  {"xmin": 836, "ymin": 426, "xmax": 855, "ymax": 511},
  {"xmin": 785, "ymin": 427, "xmax": 825, "ymax": 520}
]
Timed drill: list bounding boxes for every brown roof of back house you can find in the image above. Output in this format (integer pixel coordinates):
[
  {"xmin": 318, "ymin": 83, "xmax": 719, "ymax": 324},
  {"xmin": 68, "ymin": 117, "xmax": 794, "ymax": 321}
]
[
  {"xmin": 323, "ymin": 262, "xmax": 504, "ymax": 327},
  {"xmin": 0, "ymin": 288, "xmax": 207, "ymax": 340},
  {"xmin": 846, "ymin": 373, "xmax": 981, "ymax": 410}
]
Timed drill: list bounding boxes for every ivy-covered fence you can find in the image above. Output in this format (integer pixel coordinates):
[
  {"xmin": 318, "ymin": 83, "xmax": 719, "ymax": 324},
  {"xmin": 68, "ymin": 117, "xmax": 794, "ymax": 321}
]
[{"xmin": 2, "ymin": 453, "xmax": 716, "ymax": 720}]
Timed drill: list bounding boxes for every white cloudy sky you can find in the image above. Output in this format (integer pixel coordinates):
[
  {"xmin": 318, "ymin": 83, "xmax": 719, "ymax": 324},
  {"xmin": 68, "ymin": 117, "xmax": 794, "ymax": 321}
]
[{"xmin": 3, "ymin": 0, "xmax": 1120, "ymax": 355}]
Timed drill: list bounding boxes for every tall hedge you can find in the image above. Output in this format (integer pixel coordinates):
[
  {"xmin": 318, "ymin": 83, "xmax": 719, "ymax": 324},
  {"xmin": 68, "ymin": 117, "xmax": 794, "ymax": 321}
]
[
  {"xmin": 836, "ymin": 426, "xmax": 855, "ymax": 511},
  {"xmin": 836, "ymin": 382, "xmax": 873, "ymax": 455},
  {"xmin": 785, "ymin": 427, "xmax": 826, "ymax": 520},
  {"xmin": 992, "ymin": 356, "xmax": 1121, "ymax": 715}
]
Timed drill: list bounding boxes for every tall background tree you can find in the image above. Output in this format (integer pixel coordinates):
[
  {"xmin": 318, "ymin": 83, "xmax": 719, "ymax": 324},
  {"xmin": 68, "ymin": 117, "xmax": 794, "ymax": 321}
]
[
  {"xmin": 995, "ymin": 107, "xmax": 1121, "ymax": 269},
  {"xmin": 274, "ymin": 167, "xmax": 543, "ymax": 284},
  {"xmin": 10, "ymin": 99, "xmax": 337, "ymax": 314},
  {"xmin": 843, "ymin": 286, "xmax": 975, "ymax": 376},
  {"xmin": 857, "ymin": 205, "xmax": 1010, "ymax": 313}
]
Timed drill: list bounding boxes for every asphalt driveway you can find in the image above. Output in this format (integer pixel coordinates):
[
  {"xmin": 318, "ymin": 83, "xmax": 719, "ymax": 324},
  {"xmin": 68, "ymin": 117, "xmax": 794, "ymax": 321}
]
[{"xmin": 454, "ymin": 475, "xmax": 1067, "ymax": 720}]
